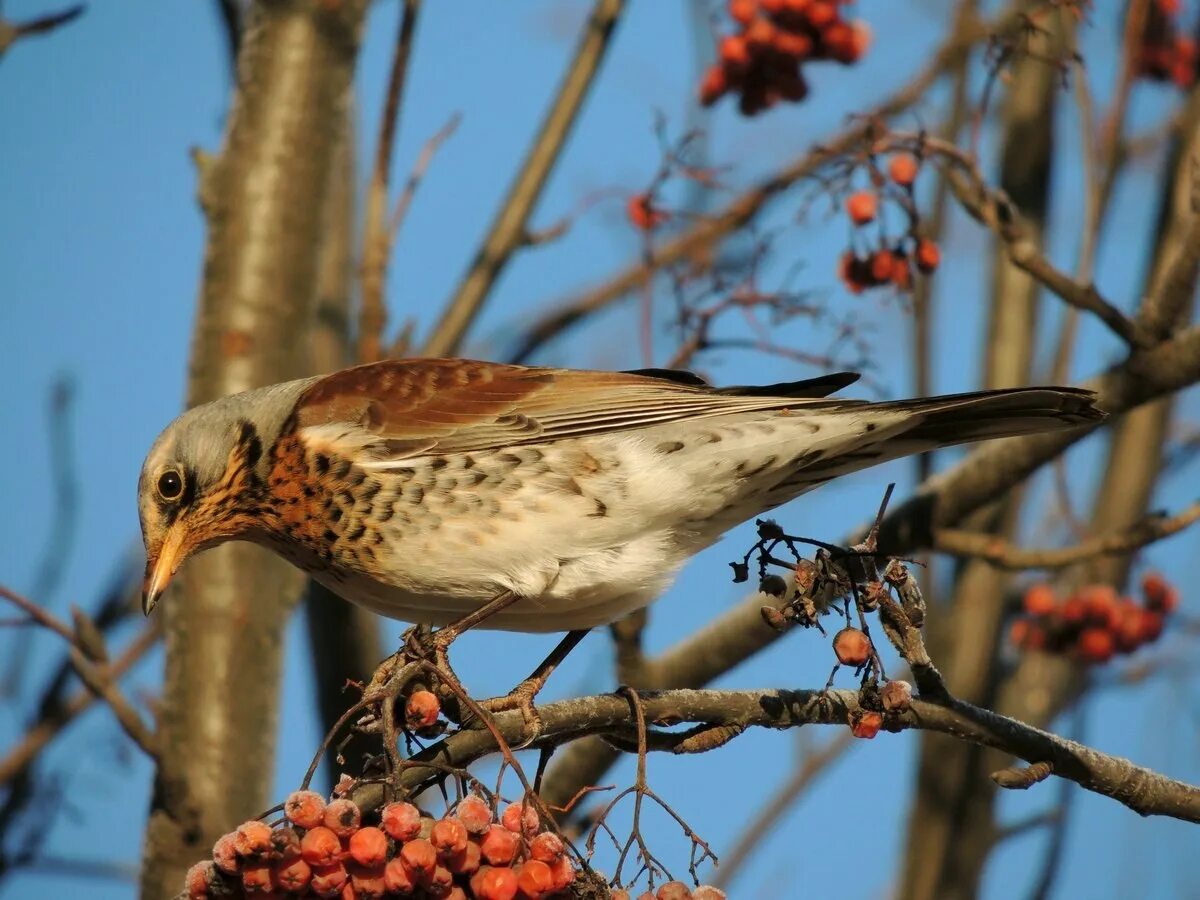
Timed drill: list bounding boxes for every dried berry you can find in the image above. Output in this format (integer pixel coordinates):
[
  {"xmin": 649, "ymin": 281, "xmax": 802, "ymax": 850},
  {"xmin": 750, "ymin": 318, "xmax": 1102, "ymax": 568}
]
[
  {"xmin": 881, "ymin": 679, "xmax": 913, "ymax": 712},
  {"xmin": 850, "ymin": 709, "xmax": 884, "ymax": 739},
  {"xmin": 833, "ymin": 626, "xmax": 872, "ymax": 667},
  {"xmin": 405, "ymin": 690, "xmax": 441, "ymax": 730}
]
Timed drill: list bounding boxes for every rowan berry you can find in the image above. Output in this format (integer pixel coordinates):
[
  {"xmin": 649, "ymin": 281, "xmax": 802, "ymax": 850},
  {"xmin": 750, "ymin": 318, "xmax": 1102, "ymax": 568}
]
[
  {"xmin": 283, "ymin": 789, "xmax": 326, "ymax": 829},
  {"xmin": 235, "ymin": 820, "xmax": 275, "ymax": 861},
  {"xmin": 185, "ymin": 861, "xmax": 215, "ymax": 899},
  {"xmin": 720, "ymin": 34, "xmax": 751, "ymax": 71},
  {"xmin": 480, "ymin": 824, "xmax": 520, "ymax": 866},
  {"xmin": 348, "ymin": 826, "xmax": 388, "ymax": 868},
  {"xmin": 1023, "ymin": 583, "xmax": 1056, "ymax": 617},
  {"xmin": 548, "ymin": 855, "xmax": 576, "ymax": 890},
  {"xmin": 657, "ymin": 881, "xmax": 693, "ymax": 899},
  {"xmin": 1077, "ymin": 627, "xmax": 1115, "ymax": 664},
  {"xmin": 501, "ymin": 802, "xmax": 539, "ymax": 836},
  {"xmin": 301, "ymin": 826, "xmax": 344, "ymax": 868},
  {"xmin": 845, "ymin": 190, "xmax": 877, "ymax": 225},
  {"xmin": 516, "ymin": 860, "xmax": 554, "ymax": 898},
  {"xmin": 728, "ymin": 0, "xmax": 758, "ymax": 26},
  {"xmin": 445, "ymin": 840, "xmax": 481, "ymax": 876},
  {"xmin": 888, "ymin": 153, "xmax": 919, "ymax": 186},
  {"xmin": 693, "ymin": 887, "xmax": 729, "ymax": 899},
  {"xmin": 349, "ymin": 862, "xmax": 387, "ymax": 899},
  {"xmin": 915, "ymin": 238, "xmax": 940, "ymax": 273},
  {"xmin": 431, "ymin": 817, "xmax": 469, "ymax": 856},
  {"xmin": 273, "ymin": 856, "xmax": 312, "ymax": 892},
  {"xmin": 212, "ymin": 832, "xmax": 240, "ymax": 875},
  {"xmin": 380, "ymin": 801, "xmax": 423, "ymax": 842},
  {"xmin": 528, "ymin": 831, "xmax": 565, "ymax": 863},
  {"xmin": 850, "ymin": 709, "xmax": 883, "ymax": 739},
  {"xmin": 241, "ymin": 862, "xmax": 273, "ymax": 893},
  {"xmin": 476, "ymin": 866, "xmax": 520, "ymax": 900},
  {"xmin": 400, "ymin": 838, "xmax": 438, "ymax": 882},
  {"xmin": 310, "ymin": 863, "xmax": 349, "ymax": 898},
  {"xmin": 881, "ymin": 679, "xmax": 913, "ymax": 712},
  {"xmin": 405, "ymin": 690, "xmax": 441, "ymax": 730},
  {"xmin": 384, "ymin": 857, "xmax": 416, "ymax": 895},
  {"xmin": 833, "ymin": 626, "xmax": 872, "ymax": 667}
]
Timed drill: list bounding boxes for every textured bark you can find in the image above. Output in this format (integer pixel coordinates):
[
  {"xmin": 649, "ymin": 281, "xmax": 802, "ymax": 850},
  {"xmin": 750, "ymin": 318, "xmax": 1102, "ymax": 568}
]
[
  {"xmin": 139, "ymin": 3, "xmax": 366, "ymax": 896},
  {"xmin": 899, "ymin": 12, "xmax": 1064, "ymax": 898}
]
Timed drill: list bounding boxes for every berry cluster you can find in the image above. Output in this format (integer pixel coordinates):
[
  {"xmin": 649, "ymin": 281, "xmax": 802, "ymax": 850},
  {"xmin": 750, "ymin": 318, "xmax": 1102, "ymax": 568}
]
[
  {"xmin": 1138, "ymin": 0, "xmax": 1197, "ymax": 88},
  {"xmin": 700, "ymin": 0, "xmax": 871, "ymax": 116},
  {"xmin": 611, "ymin": 885, "xmax": 726, "ymax": 899},
  {"xmin": 185, "ymin": 792, "xmax": 580, "ymax": 899},
  {"xmin": 1008, "ymin": 573, "xmax": 1179, "ymax": 665},
  {"xmin": 836, "ymin": 154, "xmax": 940, "ymax": 294}
]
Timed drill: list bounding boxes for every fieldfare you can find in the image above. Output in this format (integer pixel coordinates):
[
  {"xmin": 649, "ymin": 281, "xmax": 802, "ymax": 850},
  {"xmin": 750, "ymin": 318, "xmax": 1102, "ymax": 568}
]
[{"xmin": 139, "ymin": 358, "xmax": 1102, "ymax": 637}]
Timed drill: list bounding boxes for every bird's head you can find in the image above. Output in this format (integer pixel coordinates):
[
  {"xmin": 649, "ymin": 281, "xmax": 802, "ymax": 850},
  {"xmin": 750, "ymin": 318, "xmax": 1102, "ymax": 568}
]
[{"xmin": 138, "ymin": 397, "xmax": 272, "ymax": 616}]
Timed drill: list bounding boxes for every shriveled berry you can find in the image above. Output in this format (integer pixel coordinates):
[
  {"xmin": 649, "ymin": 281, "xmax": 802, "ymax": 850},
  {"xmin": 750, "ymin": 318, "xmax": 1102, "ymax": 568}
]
[
  {"xmin": 476, "ymin": 866, "xmax": 519, "ymax": 900},
  {"xmin": 1023, "ymin": 583, "xmax": 1056, "ymax": 617},
  {"xmin": 400, "ymin": 838, "xmax": 437, "ymax": 882},
  {"xmin": 301, "ymin": 826, "xmax": 343, "ymax": 868},
  {"xmin": 657, "ymin": 882, "xmax": 693, "ymax": 900},
  {"xmin": 528, "ymin": 831, "xmax": 565, "ymax": 863},
  {"xmin": 501, "ymin": 802, "xmax": 539, "ymax": 836},
  {"xmin": 284, "ymin": 789, "xmax": 326, "ymax": 829},
  {"xmin": 185, "ymin": 861, "xmax": 215, "ymax": 899},
  {"xmin": 456, "ymin": 794, "xmax": 493, "ymax": 834},
  {"xmin": 759, "ymin": 574, "xmax": 788, "ymax": 597},
  {"xmin": 761, "ymin": 605, "xmax": 789, "ymax": 630},
  {"xmin": 845, "ymin": 190, "xmax": 877, "ymax": 225},
  {"xmin": 850, "ymin": 709, "xmax": 883, "ymax": 739},
  {"xmin": 348, "ymin": 826, "xmax": 388, "ymax": 868},
  {"xmin": 517, "ymin": 859, "xmax": 555, "ymax": 898},
  {"xmin": 323, "ymin": 798, "xmax": 361, "ymax": 838},
  {"xmin": 445, "ymin": 839, "xmax": 481, "ymax": 876},
  {"xmin": 480, "ymin": 824, "xmax": 520, "ymax": 866},
  {"xmin": 241, "ymin": 862, "xmax": 273, "ymax": 893},
  {"xmin": 267, "ymin": 825, "xmax": 301, "ymax": 862},
  {"xmin": 833, "ymin": 627, "xmax": 872, "ymax": 667},
  {"xmin": 384, "ymin": 857, "xmax": 416, "ymax": 895},
  {"xmin": 405, "ymin": 690, "xmax": 441, "ymax": 730},
  {"xmin": 880, "ymin": 679, "xmax": 913, "ymax": 712},
  {"xmin": 915, "ymin": 238, "xmax": 940, "ymax": 273},
  {"xmin": 380, "ymin": 801, "xmax": 423, "ymax": 842},
  {"xmin": 888, "ymin": 153, "xmax": 919, "ymax": 186},
  {"xmin": 212, "ymin": 832, "xmax": 240, "ymax": 875},
  {"xmin": 273, "ymin": 856, "xmax": 312, "ymax": 892},
  {"xmin": 428, "ymin": 864, "xmax": 454, "ymax": 897},
  {"xmin": 309, "ymin": 863, "xmax": 349, "ymax": 899},
  {"xmin": 234, "ymin": 820, "xmax": 275, "ymax": 861},
  {"xmin": 548, "ymin": 854, "xmax": 576, "ymax": 891}
]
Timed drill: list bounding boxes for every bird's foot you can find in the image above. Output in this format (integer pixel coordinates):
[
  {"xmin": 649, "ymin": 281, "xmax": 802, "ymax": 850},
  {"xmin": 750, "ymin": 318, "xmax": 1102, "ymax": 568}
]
[{"xmin": 478, "ymin": 680, "xmax": 545, "ymax": 747}]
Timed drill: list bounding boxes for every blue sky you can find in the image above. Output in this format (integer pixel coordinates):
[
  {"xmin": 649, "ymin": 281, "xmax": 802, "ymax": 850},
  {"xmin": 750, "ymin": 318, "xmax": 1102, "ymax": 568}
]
[{"xmin": 1, "ymin": 1, "xmax": 1198, "ymax": 897}]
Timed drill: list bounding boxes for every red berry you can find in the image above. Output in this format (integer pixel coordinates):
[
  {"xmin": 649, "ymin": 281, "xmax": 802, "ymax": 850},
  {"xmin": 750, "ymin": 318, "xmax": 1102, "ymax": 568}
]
[
  {"xmin": 1023, "ymin": 583, "xmax": 1056, "ymax": 617},
  {"xmin": 1140, "ymin": 610, "xmax": 1166, "ymax": 643},
  {"xmin": 720, "ymin": 34, "xmax": 751, "ymax": 71},
  {"xmin": 348, "ymin": 826, "xmax": 388, "ymax": 868},
  {"xmin": 869, "ymin": 249, "xmax": 894, "ymax": 283},
  {"xmin": 699, "ymin": 65, "xmax": 729, "ymax": 106},
  {"xmin": 301, "ymin": 826, "xmax": 343, "ymax": 868},
  {"xmin": 881, "ymin": 679, "xmax": 913, "ymax": 712},
  {"xmin": 445, "ymin": 840, "xmax": 481, "ymax": 876},
  {"xmin": 548, "ymin": 855, "xmax": 576, "ymax": 891},
  {"xmin": 822, "ymin": 20, "xmax": 860, "ymax": 64},
  {"xmin": 431, "ymin": 817, "xmax": 469, "ymax": 856},
  {"xmin": 1077, "ymin": 627, "xmax": 1115, "ymax": 664},
  {"xmin": 626, "ymin": 193, "xmax": 670, "ymax": 231},
  {"xmin": 349, "ymin": 862, "xmax": 387, "ymax": 899},
  {"xmin": 405, "ymin": 690, "xmax": 441, "ymax": 730},
  {"xmin": 400, "ymin": 838, "xmax": 437, "ymax": 881},
  {"xmin": 380, "ymin": 801, "xmax": 423, "ymax": 842},
  {"xmin": 480, "ymin": 824, "xmax": 520, "ymax": 866},
  {"xmin": 212, "ymin": 832, "xmax": 240, "ymax": 875},
  {"xmin": 234, "ymin": 820, "xmax": 275, "ymax": 861},
  {"xmin": 745, "ymin": 17, "xmax": 776, "ymax": 51},
  {"xmin": 833, "ymin": 626, "xmax": 872, "ymax": 667},
  {"xmin": 772, "ymin": 29, "xmax": 813, "ymax": 58},
  {"xmin": 501, "ymin": 802, "xmax": 540, "ymax": 836},
  {"xmin": 456, "ymin": 795, "xmax": 493, "ymax": 834},
  {"xmin": 185, "ymin": 861, "xmax": 215, "ymax": 899},
  {"xmin": 890, "ymin": 251, "xmax": 913, "ymax": 290},
  {"xmin": 845, "ymin": 190, "xmax": 877, "ymax": 225},
  {"xmin": 384, "ymin": 857, "xmax": 415, "ymax": 895},
  {"xmin": 850, "ymin": 709, "xmax": 884, "ymax": 739},
  {"xmin": 273, "ymin": 856, "xmax": 312, "ymax": 892},
  {"xmin": 323, "ymin": 798, "xmax": 361, "ymax": 838},
  {"xmin": 1061, "ymin": 595, "xmax": 1087, "ymax": 625},
  {"xmin": 476, "ymin": 866, "xmax": 520, "ymax": 900},
  {"xmin": 657, "ymin": 881, "xmax": 693, "ymax": 900},
  {"xmin": 728, "ymin": 0, "xmax": 758, "ymax": 26},
  {"xmin": 310, "ymin": 863, "xmax": 349, "ymax": 898},
  {"xmin": 528, "ymin": 831, "xmax": 565, "ymax": 863},
  {"xmin": 915, "ymin": 238, "xmax": 941, "ymax": 273},
  {"xmin": 806, "ymin": 1, "xmax": 837, "ymax": 29},
  {"xmin": 888, "ymin": 153, "xmax": 919, "ymax": 186},
  {"xmin": 516, "ymin": 859, "xmax": 554, "ymax": 898},
  {"xmin": 284, "ymin": 789, "xmax": 327, "ymax": 829},
  {"xmin": 241, "ymin": 862, "xmax": 273, "ymax": 893},
  {"xmin": 1142, "ymin": 571, "xmax": 1179, "ymax": 613}
]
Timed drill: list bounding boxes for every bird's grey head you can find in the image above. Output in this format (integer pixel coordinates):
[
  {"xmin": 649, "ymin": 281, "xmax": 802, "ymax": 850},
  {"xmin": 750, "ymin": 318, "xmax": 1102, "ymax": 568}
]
[{"xmin": 138, "ymin": 379, "xmax": 313, "ymax": 616}]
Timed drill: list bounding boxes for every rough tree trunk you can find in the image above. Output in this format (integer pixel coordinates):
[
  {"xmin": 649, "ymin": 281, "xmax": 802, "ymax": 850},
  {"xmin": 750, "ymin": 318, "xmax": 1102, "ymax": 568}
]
[{"xmin": 140, "ymin": 3, "xmax": 366, "ymax": 896}]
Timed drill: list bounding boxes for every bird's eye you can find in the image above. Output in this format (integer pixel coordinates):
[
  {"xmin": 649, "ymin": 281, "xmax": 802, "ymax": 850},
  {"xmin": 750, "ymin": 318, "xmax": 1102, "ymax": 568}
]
[{"xmin": 157, "ymin": 470, "xmax": 184, "ymax": 501}]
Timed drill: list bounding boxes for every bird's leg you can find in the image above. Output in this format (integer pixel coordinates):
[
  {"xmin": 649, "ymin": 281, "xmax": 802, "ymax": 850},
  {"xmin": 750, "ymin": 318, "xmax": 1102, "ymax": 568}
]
[
  {"xmin": 479, "ymin": 629, "xmax": 590, "ymax": 741},
  {"xmin": 398, "ymin": 589, "xmax": 524, "ymax": 687}
]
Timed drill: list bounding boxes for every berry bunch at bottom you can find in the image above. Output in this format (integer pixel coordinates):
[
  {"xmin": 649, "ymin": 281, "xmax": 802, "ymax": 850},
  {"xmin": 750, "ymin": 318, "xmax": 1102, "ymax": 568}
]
[
  {"xmin": 185, "ymin": 791, "xmax": 582, "ymax": 899},
  {"xmin": 1138, "ymin": 0, "xmax": 1197, "ymax": 88},
  {"xmin": 700, "ymin": 0, "xmax": 871, "ymax": 116},
  {"xmin": 1009, "ymin": 573, "xmax": 1179, "ymax": 665}
]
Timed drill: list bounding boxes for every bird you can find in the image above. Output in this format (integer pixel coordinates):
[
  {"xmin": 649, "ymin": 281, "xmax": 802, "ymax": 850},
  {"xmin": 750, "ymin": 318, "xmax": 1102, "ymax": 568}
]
[{"xmin": 138, "ymin": 358, "xmax": 1103, "ymax": 638}]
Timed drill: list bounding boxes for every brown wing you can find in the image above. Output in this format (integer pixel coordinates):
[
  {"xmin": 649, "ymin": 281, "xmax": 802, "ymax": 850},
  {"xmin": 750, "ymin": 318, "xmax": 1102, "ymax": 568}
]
[{"xmin": 293, "ymin": 358, "xmax": 860, "ymax": 458}]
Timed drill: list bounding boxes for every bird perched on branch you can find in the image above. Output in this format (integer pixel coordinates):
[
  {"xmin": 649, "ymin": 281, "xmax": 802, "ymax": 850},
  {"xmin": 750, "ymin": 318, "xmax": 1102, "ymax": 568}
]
[{"xmin": 139, "ymin": 358, "xmax": 1103, "ymax": 640}]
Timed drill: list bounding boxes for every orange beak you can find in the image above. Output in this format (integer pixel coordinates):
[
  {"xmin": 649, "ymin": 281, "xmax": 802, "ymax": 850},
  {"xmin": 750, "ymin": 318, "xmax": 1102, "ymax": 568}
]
[{"xmin": 142, "ymin": 527, "xmax": 186, "ymax": 616}]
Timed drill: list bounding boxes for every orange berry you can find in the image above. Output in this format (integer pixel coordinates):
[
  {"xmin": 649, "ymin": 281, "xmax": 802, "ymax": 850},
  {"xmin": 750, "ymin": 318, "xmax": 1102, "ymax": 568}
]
[
  {"xmin": 501, "ymin": 801, "xmax": 540, "ymax": 836},
  {"xmin": 745, "ymin": 17, "xmax": 777, "ymax": 51},
  {"xmin": 301, "ymin": 826, "xmax": 343, "ymax": 868},
  {"xmin": 1115, "ymin": 600, "xmax": 1145, "ymax": 652},
  {"xmin": 869, "ymin": 249, "xmax": 894, "ymax": 283},
  {"xmin": 720, "ymin": 34, "xmax": 751, "ymax": 70},
  {"xmin": 234, "ymin": 820, "xmax": 275, "ymax": 861},
  {"xmin": 1142, "ymin": 571, "xmax": 1179, "ymax": 613},
  {"xmin": 1077, "ymin": 627, "xmax": 1115, "ymax": 664},
  {"xmin": 480, "ymin": 824, "xmax": 520, "ymax": 866},
  {"xmin": 516, "ymin": 859, "xmax": 555, "ymax": 898},
  {"xmin": 185, "ymin": 861, "xmax": 215, "ymax": 899},
  {"xmin": 456, "ymin": 795, "xmax": 492, "ymax": 834},
  {"xmin": 888, "ymin": 153, "xmax": 919, "ymax": 186},
  {"xmin": 1139, "ymin": 610, "xmax": 1166, "ymax": 643},
  {"xmin": 476, "ymin": 866, "xmax": 520, "ymax": 900},
  {"xmin": 348, "ymin": 827, "xmax": 388, "ymax": 868},
  {"xmin": 699, "ymin": 65, "xmax": 729, "ymax": 106},
  {"xmin": 1008, "ymin": 618, "xmax": 1031, "ymax": 649},
  {"xmin": 431, "ymin": 817, "xmax": 469, "ymax": 856},
  {"xmin": 384, "ymin": 857, "xmax": 416, "ymax": 895},
  {"xmin": 850, "ymin": 709, "xmax": 884, "ymax": 739},
  {"xmin": 1023, "ymin": 583, "xmax": 1057, "ymax": 617},
  {"xmin": 626, "ymin": 193, "xmax": 670, "ymax": 231},
  {"xmin": 445, "ymin": 840, "xmax": 481, "ymax": 876},
  {"xmin": 310, "ymin": 863, "xmax": 349, "ymax": 899},
  {"xmin": 213, "ymin": 831, "xmax": 240, "ymax": 875},
  {"xmin": 806, "ymin": 0, "xmax": 837, "ymax": 29},
  {"xmin": 880, "ymin": 679, "xmax": 913, "ymax": 712},
  {"xmin": 274, "ymin": 856, "xmax": 312, "ymax": 892},
  {"xmin": 380, "ymin": 801, "xmax": 423, "ymax": 842},
  {"xmin": 772, "ymin": 29, "xmax": 813, "ymax": 58},
  {"xmin": 548, "ymin": 855, "xmax": 576, "ymax": 891},
  {"xmin": 241, "ymin": 862, "xmax": 273, "ymax": 893},
  {"xmin": 822, "ymin": 20, "xmax": 859, "ymax": 64},
  {"xmin": 428, "ymin": 864, "xmax": 453, "ymax": 895},
  {"xmin": 915, "ymin": 238, "xmax": 940, "ymax": 273},
  {"xmin": 349, "ymin": 862, "xmax": 387, "ymax": 899},
  {"xmin": 833, "ymin": 626, "xmax": 872, "ymax": 667},
  {"xmin": 657, "ymin": 881, "xmax": 693, "ymax": 899},
  {"xmin": 849, "ymin": 19, "xmax": 872, "ymax": 59},
  {"xmin": 400, "ymin": 838, "xmax": 437, "ymax": 881},
  {"xmin": 1061, "ymin": 595, "xmax": 1087, "ymax": 625},
  {"xmin": 845, "ymin": 190, "xmax": 877, "ymax": 225},
  {"xmin": 268, "ymin": 825, "xmax": 301, "ymax": 861},
  {"xmin": 528, "ymin": 831, "xmax": 565, "ymax": 863},
  {"xmin": 405, "ymin": 690, "xmax": 441, "ymax": 730},
  {"xmin": 693, "ymin": 888, "xmax": 728, "ymax": 900},
  {"xmin": 284, "ymin": 789, "xmax": 327, "ymax": 829},
  {"xmin": 728, "ymin": 0, "xmax": 758, "ymax": 26},
  {"xmin": 1081, "ymin": 584, "xmax": 1119, "ymax": 626},
  {"xmin": 889, "ymin": 251, "xmax": 913, "ymax": 290}
]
